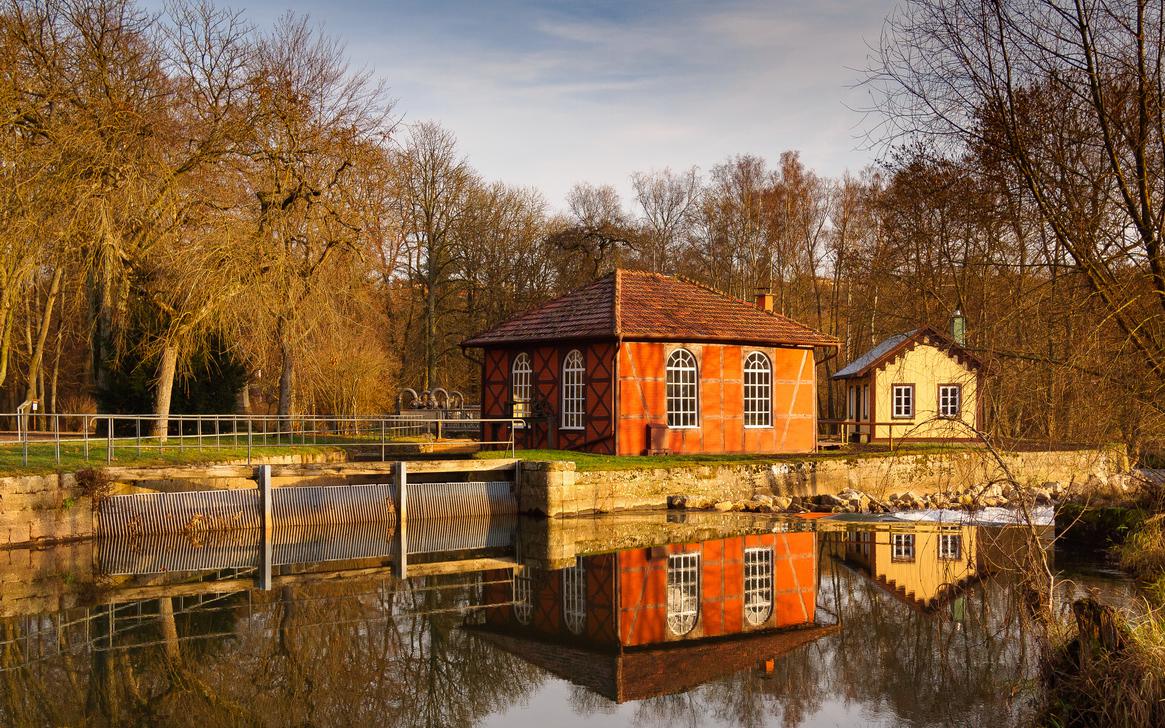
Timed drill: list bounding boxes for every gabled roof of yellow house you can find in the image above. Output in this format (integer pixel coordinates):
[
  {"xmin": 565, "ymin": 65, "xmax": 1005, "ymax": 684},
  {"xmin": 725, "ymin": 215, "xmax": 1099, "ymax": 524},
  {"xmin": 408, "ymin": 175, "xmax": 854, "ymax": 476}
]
[{"xmin": 833, "ymin": 326, "xmax": 982, "ymax": 380}]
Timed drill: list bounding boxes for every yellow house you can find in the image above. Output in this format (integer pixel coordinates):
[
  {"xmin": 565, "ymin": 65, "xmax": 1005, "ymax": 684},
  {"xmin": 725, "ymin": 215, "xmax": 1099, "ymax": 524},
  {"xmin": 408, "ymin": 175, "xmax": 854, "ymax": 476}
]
[
  {"xmin": 837, "ymin": 522, "xmax": 981, "ymax": 612},
  {"xmin": 833, "ymin": 325, "xmax": 982, "ymax": 443}
]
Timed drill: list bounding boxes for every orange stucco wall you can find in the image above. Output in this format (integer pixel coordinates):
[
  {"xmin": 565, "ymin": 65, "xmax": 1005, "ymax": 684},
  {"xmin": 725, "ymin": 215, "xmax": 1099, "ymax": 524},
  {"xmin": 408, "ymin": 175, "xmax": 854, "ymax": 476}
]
[
  {"xmin": 616, "ymin": 341, "xmax": 817, "ymax": 455},
  {"xmin": 616, "ymin": 532, "xmax": 817, "ymax": 647},
  {"xmin": 481, "ymin": 532, "xmax": 817, "ymax": 649}
]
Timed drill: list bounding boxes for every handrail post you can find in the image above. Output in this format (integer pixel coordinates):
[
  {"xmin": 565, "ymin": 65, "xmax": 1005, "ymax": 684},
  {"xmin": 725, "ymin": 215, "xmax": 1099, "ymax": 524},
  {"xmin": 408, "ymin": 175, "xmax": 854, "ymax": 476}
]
[
  {"xmin": 247, "ymin": 419, "xmax": 253, "ymax": 465},
  {"xmin": 106, "ymin": 415, "xmax": 113, "ymax": 464},
  {"xmin": 257, "ymin": 464, "xmax": 273, "ymax": 591},
  {"xmin": 83, "ymin": 415, "xmax": 89, "ymax": 462},
  {"xmin": 53, "ymin": 414, "xmax": 60, "ymax": 465},
  {"xmin": 396, "ymin": 460, "xmax": 408, "ymax": 580},
  {"xmin": 136, "ymin": 418, "xmax": 141, "ymax": 456}
]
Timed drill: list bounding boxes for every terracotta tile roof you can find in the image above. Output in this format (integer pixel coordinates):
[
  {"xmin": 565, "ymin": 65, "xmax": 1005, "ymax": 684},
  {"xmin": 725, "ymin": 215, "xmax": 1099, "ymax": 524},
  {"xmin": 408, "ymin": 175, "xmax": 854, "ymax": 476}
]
[{"xmin": 462, "ymin": 269, "xmax": 839, "ymax": 348}]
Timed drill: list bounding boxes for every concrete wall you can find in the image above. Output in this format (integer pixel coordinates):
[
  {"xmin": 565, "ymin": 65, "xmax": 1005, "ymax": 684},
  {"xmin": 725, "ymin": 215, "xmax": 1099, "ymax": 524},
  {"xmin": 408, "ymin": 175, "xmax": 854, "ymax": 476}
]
[{"xmin": 518, "ymin": 446, "xmax": 1127, "ymax": 516}]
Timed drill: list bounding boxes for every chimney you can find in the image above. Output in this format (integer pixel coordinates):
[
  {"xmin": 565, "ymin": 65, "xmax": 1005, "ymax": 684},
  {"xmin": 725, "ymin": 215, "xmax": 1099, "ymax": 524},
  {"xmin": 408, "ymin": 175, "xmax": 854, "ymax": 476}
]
[
  {"xmin": 950, "ymin": 308, "xmax": 966, "ymax": 346},
  {"xmin": 755, "ymin": 290, "xmax": 774, "ymax": 313}
]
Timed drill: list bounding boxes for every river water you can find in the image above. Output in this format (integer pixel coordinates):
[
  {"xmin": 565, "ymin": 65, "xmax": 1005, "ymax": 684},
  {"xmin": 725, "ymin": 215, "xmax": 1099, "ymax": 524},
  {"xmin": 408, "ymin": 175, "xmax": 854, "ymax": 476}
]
[{"xmin": 0, "ymin": 511, "xmax": 1139, "ymax": 727}]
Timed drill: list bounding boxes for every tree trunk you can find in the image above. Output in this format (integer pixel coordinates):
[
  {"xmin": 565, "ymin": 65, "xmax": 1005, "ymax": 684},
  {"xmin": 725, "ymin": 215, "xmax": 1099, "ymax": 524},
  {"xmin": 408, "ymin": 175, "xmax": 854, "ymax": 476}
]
[
  {"xmin": 278, "ymin": 336, "xmax": 294, "ymax": 419},
  {"xmin": 152, "ymin": 345, "xmax": 178, "ymax": 442},
  {"xmin": 23, "ymin": 267, "xmax": 63, "ymax": 411}
]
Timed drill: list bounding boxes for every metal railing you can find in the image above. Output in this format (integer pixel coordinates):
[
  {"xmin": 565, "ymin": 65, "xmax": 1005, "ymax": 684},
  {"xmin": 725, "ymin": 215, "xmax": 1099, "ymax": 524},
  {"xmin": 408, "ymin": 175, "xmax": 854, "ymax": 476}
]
[
  {"xmin": 0, "ymin": 412, "xmax": 519, "ymax": 466},
  {"xmin": 818, "ymin": 418, "xmax": 949, "ymax": 448}
]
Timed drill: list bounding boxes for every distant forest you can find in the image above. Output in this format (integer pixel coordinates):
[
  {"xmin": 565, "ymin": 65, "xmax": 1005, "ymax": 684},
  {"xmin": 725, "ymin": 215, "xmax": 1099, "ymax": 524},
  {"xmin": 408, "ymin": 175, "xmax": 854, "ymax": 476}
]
[{"xmin": 1, "ymin": 0, "xmax": 1163, "ymax": 455}]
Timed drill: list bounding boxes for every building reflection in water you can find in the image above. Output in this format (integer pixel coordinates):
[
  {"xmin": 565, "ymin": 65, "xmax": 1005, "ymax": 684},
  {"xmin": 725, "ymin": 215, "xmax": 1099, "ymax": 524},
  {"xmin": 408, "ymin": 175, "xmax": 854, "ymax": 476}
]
[
  {"xmin": 0, "ymin": 513, "xmax": 1078, "ymax": 727},
  {"xmin": 472, "ymin": 530, "xmax": 839, "ymax": 703}
]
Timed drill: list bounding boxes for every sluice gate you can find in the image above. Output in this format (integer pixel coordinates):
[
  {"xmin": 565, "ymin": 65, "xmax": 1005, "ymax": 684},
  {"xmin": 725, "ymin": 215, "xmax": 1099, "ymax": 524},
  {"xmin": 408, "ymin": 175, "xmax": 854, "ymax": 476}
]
[
  {"xmin": 92, "ymin": 461, "xmax": 522, "ymax": 582},
  {"xmin": 98, "ymin": 480, "xmax": 515, "ymax": 537}
]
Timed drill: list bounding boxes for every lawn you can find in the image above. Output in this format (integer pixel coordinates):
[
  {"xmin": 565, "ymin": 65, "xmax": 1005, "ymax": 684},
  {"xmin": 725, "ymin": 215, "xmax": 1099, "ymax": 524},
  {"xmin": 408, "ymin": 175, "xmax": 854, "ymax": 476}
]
[
  {"xmin": 475, "ymin": 443, "xmax": 981, "ymax": 472},
  {"xmin": 0, "ymin": 438, "xmax": 351, "ymax": 475}
]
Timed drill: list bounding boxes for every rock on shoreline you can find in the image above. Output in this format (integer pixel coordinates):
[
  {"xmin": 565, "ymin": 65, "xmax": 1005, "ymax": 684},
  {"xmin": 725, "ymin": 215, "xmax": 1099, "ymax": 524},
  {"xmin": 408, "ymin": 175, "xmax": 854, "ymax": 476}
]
[{"xmin": 667, "ymin": 481, "xmax": 1071, "ymax": 515}]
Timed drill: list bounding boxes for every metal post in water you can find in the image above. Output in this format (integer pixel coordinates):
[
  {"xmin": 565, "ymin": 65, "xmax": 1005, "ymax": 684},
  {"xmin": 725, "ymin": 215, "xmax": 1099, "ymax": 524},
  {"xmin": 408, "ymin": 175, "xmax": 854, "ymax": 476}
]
[
  {"xmin": 397, "ymin": 460, "xmax": 408, "ymax": 580},
  {"xmin": 257, "ymin": 464, "xmax": 273, "ymax": 591}
]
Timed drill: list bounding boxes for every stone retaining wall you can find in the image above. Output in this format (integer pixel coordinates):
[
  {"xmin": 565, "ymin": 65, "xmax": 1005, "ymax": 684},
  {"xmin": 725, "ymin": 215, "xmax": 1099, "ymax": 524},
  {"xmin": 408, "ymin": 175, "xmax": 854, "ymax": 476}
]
[
  {"xmin": 518, "ymin": 446, "xmax": 1127, "ymax": 516},
  {"xmin": 0, "ymin": 473, "xmax": 94, "ymax": 546}
]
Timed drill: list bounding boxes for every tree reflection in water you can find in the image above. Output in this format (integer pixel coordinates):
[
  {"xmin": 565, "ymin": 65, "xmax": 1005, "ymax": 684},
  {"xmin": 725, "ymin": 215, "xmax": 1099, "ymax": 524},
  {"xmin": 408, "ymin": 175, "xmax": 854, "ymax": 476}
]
[
  {"xmin": 0, "ymin": 574, "xmax": 542, "ymax": 727},
  {"xmin": 0, "ymin": 519, "xmax": 1134, "ymax": 728}
]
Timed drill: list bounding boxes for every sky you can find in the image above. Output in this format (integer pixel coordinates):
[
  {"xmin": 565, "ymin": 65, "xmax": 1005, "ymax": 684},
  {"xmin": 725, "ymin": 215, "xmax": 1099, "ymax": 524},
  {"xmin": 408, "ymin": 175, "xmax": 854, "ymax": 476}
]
[{"xmin": 217, "ymin": 0, "xmax": 897, "ymax": 210}]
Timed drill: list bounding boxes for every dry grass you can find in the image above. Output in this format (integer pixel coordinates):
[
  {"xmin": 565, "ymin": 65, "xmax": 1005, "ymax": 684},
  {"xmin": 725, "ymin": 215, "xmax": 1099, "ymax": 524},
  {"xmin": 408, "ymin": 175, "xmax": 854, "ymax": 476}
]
[
  {"xmin": 1042, "ymin": 608, "xmax": 1165, "ymax": 728},
  {"xmin": 1119, "ymin": 514, "xmax": 1165, "ymax": 594},
  {"xmin": 1042, "ymin": 515, "xmax": 1165, "ymax": 726}
]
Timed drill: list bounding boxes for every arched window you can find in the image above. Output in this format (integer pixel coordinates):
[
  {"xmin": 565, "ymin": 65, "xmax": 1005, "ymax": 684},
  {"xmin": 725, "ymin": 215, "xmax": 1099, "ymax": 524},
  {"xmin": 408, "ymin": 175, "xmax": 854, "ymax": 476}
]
[
  {"xmin": 666, "ymin": 552, "xmax": 700, "ymax": 635},
  {"xmin": 744, "ymin": 547, "xmax": 773, "ymax": 626},
  {"xmin": 511, "ymin": 353, "xmax": 532, "ymax": 419},
  {"xmin": 562, "ymin": 559, "xmax": 586, "ymax": 634},
  {"xmin": 513, "ymin": 569, "xmax": 533, "ymax": 625},
  {"xmin": 744, "ymin": 352, "xmax": 772, "ymax": 427},
  {"xmin": 666, "ymin": 349, "xmax": 699, "ymax": 428},
  {"xmin": 561, "ymin": 350, "xmax": 585, "ymax": 430}
]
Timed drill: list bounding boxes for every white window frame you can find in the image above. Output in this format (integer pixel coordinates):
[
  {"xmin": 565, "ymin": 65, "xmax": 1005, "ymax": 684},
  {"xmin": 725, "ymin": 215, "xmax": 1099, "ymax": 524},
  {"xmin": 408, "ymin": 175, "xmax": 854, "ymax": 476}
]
[
  {"xmin": 938, "ymin": 533, "xmax": 962, "ymax": 561},
  {"xmin": 666, "ymin": 348, "xmax": 699, "ymax": 429},
  {"xmin": 512, "ymin": 353, "xmax": 532, "ymax": 422},
  {"xmin": 743, "ymin": 547, "xmax": 774, "ymax": 626},
  {"xmin": 560, "ymin": 349, "xmax": 585, "ymax": 430},
  {"xmin": 513, "ymin": 569, "xmax": 532, "ymax": 624},
  {"xmin": 938, "ymin": 384, "xmax": 962, "ymax": 419},
  {"xmin": 666, "ymin": 552, "xmax": 700, "ymax": 635},
  {"xmin": 892, "ymin": 384, "xmax": 915, "ymax": 419},
  {"xmin": 743, "ymin": 352, "xmax": 772, "ymax": 428},
  {"xmin": 562, "ymin": 560, "xmax": 586, "ymax": 635},
  {"xmin": 891, "ymin": 533, "xmax": 915, "ymax": 562}
]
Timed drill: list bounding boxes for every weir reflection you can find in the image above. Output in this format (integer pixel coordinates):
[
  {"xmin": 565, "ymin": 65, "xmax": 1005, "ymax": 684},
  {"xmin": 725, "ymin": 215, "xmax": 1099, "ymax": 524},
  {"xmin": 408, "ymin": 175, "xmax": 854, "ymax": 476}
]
[{"xmin": 0, "ymin": 513, "xmax": 1118, "ymax": 728}]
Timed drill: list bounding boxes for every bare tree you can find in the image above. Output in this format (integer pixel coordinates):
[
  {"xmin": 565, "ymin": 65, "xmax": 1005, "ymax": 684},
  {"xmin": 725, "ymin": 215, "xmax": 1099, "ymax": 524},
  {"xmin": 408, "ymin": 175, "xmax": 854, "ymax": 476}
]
[
  {"xmin": 394, "ymin": 121, "xmax": 473, "ymax": 391},
  {"xmin": 870, "ymin": 0, "xmax": 1165, "ymax": 411},
  {"xmin": 631, "ymin": 166, "xmax": 700, "ymax": 273}
]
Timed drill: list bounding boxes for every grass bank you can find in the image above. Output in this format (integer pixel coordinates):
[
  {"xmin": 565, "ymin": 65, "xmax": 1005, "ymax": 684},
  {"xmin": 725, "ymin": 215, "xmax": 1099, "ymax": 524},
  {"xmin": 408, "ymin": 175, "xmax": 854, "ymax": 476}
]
[
  {"xmin": 1043, "ymin": 485, "xmax": 1165, "ymax": 726},
  {"xmin": 475, "ymin": 443, "xmax": 979, "ymax": 472},
  {"xmin": 0, "ymin": 440, "xmax": 347, "ymax": 476}
]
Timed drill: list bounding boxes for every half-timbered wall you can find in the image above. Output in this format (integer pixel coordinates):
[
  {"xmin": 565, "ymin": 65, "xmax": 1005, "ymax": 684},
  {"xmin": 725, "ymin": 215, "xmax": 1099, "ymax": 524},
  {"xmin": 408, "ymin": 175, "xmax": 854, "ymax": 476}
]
[
  {"xmin": 480, "ymin": 532, "xmax": 817, "ymax": 648},
  {"xmin": 478, "ymin": 342, "xmax": 617, "ymax": 454},
  {"xmin": 616, "ymin": 341, "xmax": 817, "ymax": 456}
]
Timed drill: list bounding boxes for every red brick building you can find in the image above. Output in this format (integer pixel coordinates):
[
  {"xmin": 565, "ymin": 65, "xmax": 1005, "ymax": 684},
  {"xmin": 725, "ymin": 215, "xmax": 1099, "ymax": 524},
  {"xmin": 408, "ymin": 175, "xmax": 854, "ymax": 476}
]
[
  {"xmin": 472, "ymin": 531, "xmax": 832, "ymax": 702},
  {"xmin": 461, "ymin": 269, "xmax": 838, "ymax": 455}
]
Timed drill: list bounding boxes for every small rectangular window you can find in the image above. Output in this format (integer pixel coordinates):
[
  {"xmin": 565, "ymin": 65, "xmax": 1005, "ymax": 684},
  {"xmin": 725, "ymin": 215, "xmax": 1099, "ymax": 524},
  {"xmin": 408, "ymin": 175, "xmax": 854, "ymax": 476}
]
[
  {"xmin": 891, "ymin": 533, "xmax": 915, "ymax": 562},
  {"xmin": 939, "ymin": 385, "xmax": 961, "ymax": 419},
  {"xmin": 939, "ymin": 533, "xmax": 962, "ymax": 560},
  {"xmin": 892, "ymin": 384, "xmax": 914, "ymax": 418}
]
